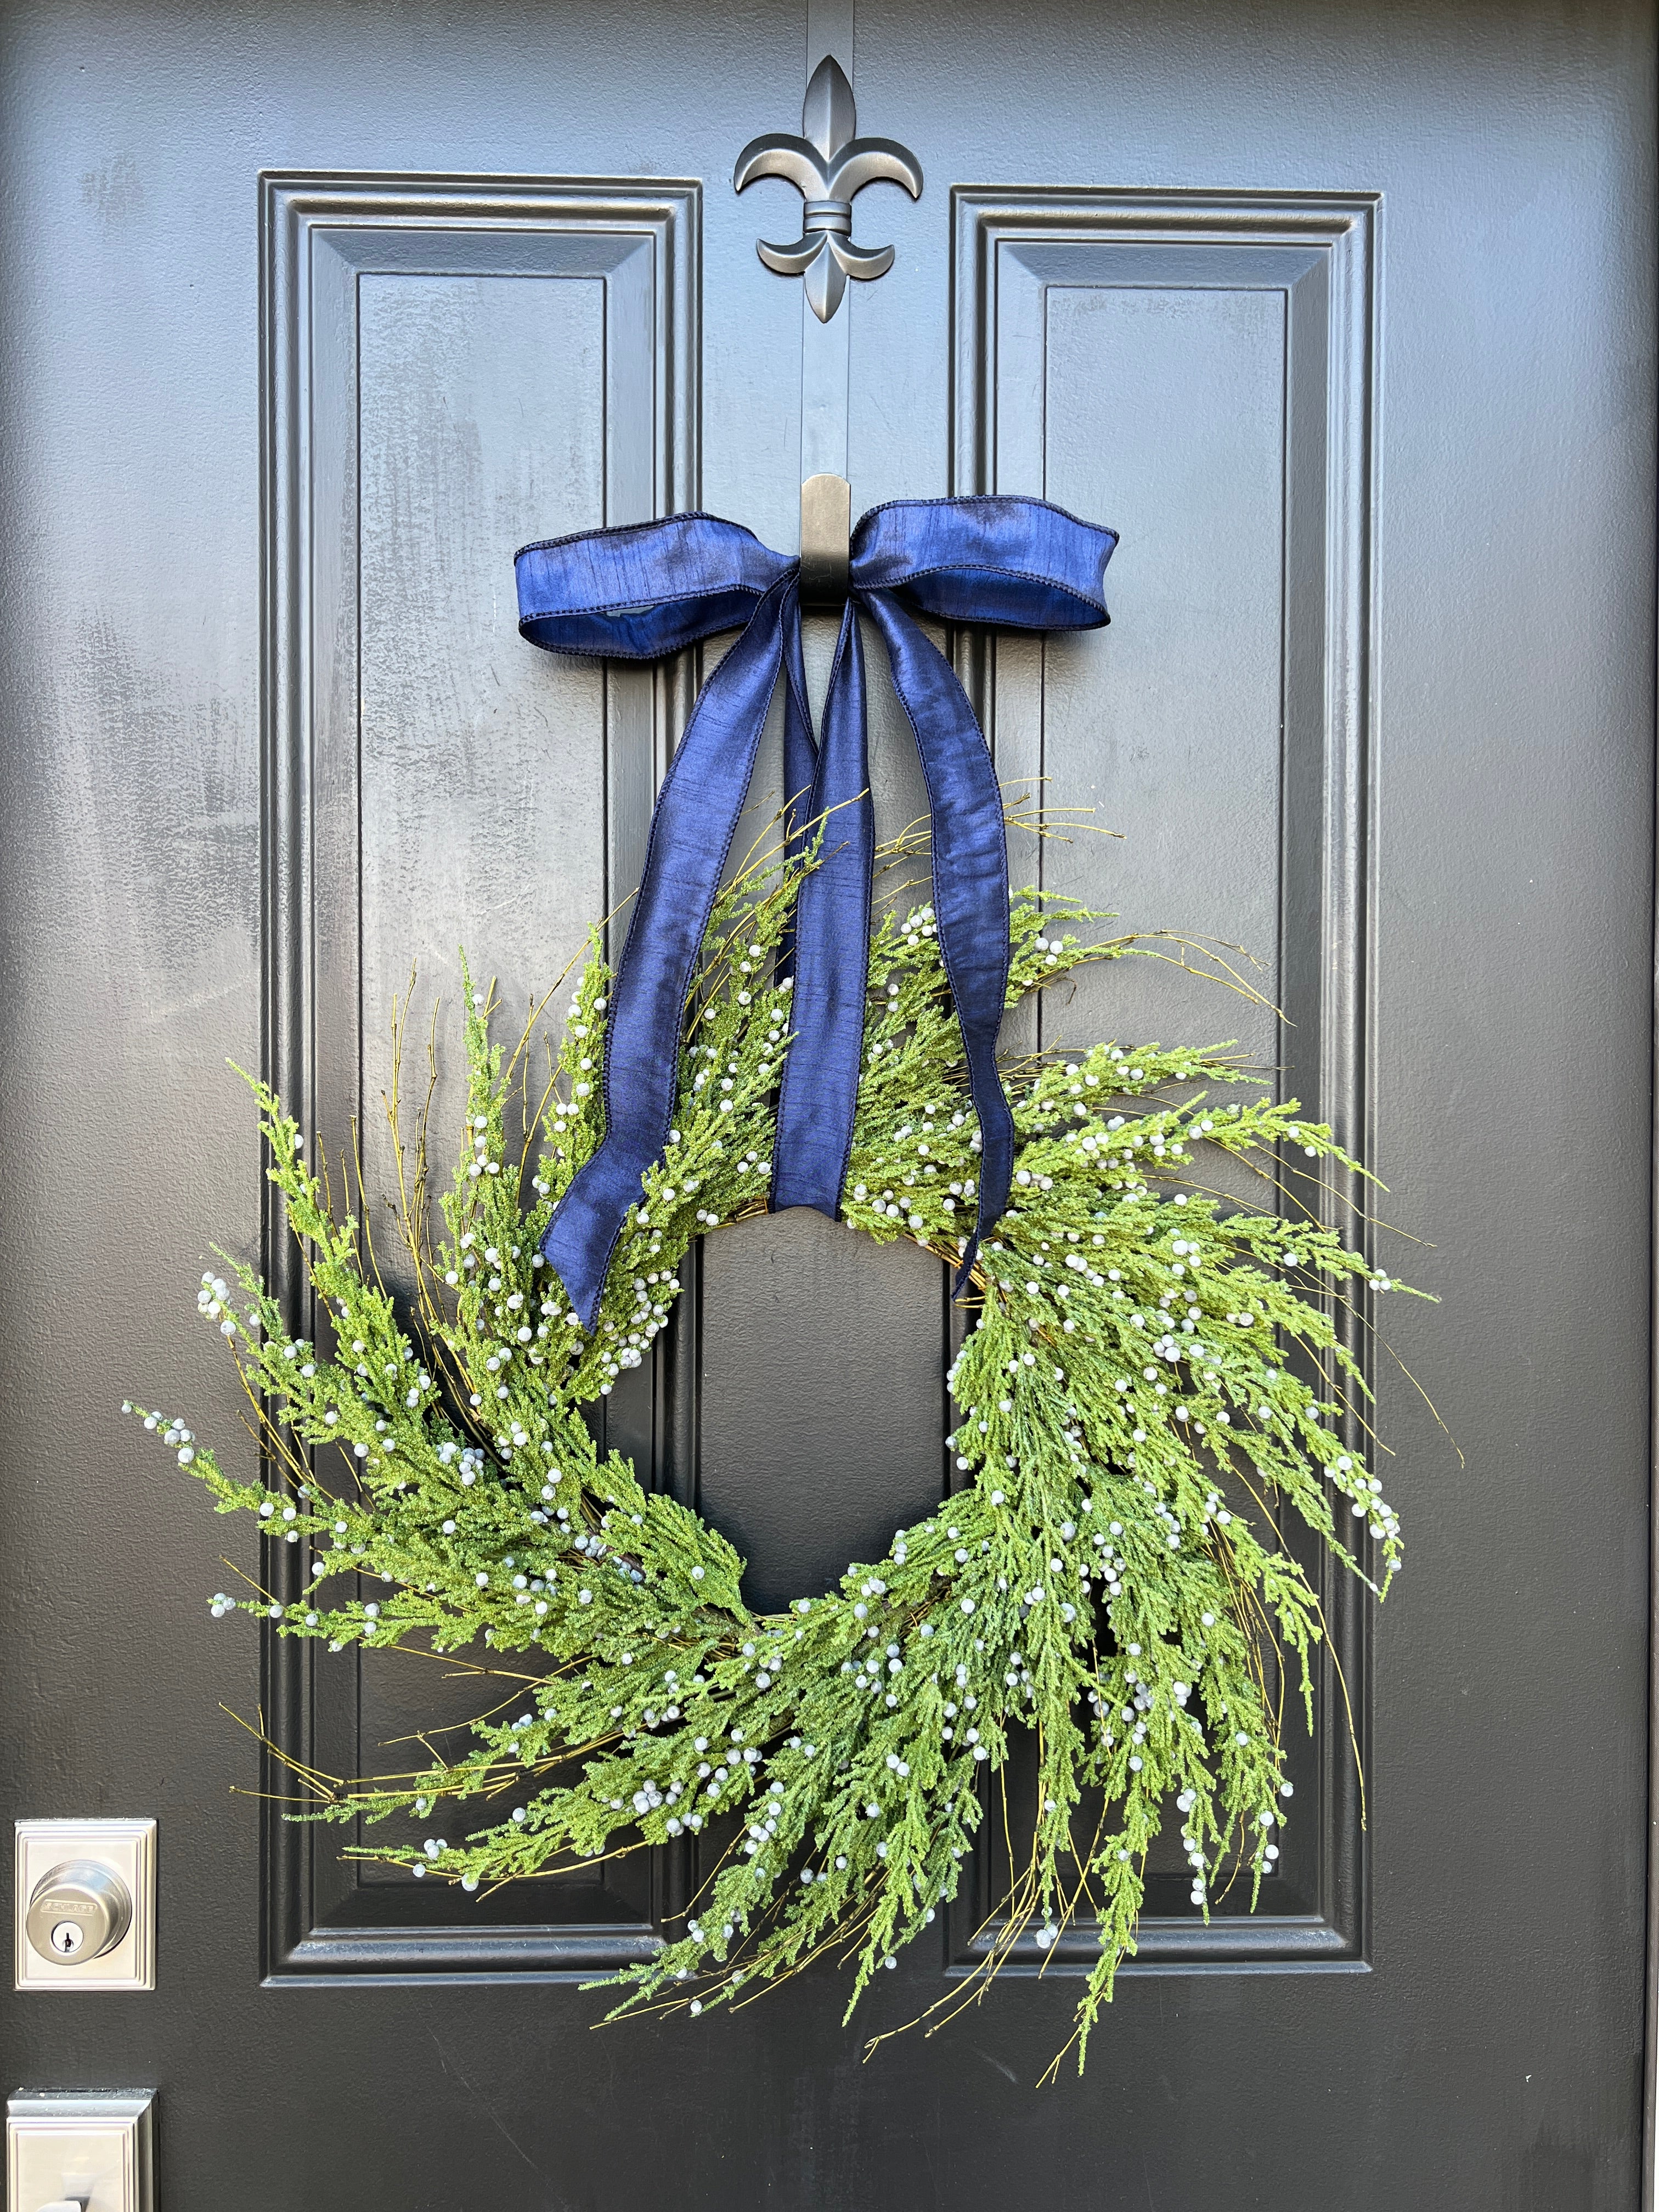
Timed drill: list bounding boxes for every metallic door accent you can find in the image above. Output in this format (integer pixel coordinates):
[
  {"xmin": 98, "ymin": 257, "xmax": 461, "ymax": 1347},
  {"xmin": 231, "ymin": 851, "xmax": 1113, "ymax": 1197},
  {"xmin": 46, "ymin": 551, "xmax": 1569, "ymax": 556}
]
[
  {"xmin": 13, "ymin": 1823, "xmax": 155, "ymax": 1994},
  {"xmin": 733, "ymin": 55, "xmax": 921, "ymax": 321},
  {"xmin": 7, "ymin": 2095, "xmax": 155, "ymax": 2212},
  {"xmin": 23, "ymin": 1864, "xmax": 132, "ymax": 1967},
  {"xmin": 798, "ymin": 472, "xmax": 851, "ymax": 606}
]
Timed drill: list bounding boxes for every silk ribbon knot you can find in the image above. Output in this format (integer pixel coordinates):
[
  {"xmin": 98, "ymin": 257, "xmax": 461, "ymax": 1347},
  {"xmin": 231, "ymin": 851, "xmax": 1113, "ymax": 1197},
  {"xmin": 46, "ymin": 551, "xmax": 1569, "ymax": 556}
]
[{"xmin": 514, "ymin": 495, "xmax": 1119, "ymax": 1330}]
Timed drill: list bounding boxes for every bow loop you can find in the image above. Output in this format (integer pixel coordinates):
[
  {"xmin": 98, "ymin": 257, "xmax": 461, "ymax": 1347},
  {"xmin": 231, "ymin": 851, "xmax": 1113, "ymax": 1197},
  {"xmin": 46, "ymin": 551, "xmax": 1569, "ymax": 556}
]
[
  {"xmin": 516, "ymin": 514, "xmax": 792, "ymax": 661},
  {"xmin": 514, "ymin": 494, "xmax": 1116, "ymax": 1331},
  {"xmin": 850, "ymin": 496, "xmax": 1118, "ymax": 631}
]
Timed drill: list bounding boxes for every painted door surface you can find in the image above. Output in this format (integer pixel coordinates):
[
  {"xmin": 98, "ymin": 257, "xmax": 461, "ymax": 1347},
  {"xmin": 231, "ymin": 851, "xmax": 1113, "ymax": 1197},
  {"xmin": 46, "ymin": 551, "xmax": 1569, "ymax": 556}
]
[{"xmin": 1, "ymin": 1, "xmax": 1653, "ymax": 2205}]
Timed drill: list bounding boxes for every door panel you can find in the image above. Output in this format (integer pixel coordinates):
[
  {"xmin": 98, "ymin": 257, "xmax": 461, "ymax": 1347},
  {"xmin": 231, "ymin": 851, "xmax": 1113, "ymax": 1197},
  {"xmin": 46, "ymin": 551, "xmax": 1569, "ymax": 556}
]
[
  {"xmin": 261, "ymin": 174, "xmax": 701, "ymax": 1977},
  {"xmin": 1039, "ymin": 276, "xmax": 1288, "ymax": 1060},
  {"xmin": 0, "ymin": 2, "xmax": 1651, "ymax": 2207}
]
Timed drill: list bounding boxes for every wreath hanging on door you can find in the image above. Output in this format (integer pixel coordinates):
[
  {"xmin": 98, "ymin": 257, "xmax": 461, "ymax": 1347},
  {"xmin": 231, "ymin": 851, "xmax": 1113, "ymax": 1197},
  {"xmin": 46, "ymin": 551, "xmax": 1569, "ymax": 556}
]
[
  {"xmin": 131, "ymin": 496, "xmax": 1408, "ymax": 2077},
  {"xmin": 129, "ymin": 840, "xmax": 1406, "ymax": 2074}
]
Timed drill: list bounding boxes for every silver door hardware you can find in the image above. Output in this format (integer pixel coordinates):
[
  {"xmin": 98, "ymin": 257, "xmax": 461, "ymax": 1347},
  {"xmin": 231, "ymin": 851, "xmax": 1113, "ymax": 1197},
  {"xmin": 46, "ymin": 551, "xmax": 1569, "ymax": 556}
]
[
  {"xmin": 7, "ymin": 2092, "xmax": 154, "ymax": 2212},
  {"xmin": 799, "ymin": 472, "xmax": 851, "ymax": 607},
  {"xmin": 14, "ymin": 1825, "xmax": 155, "ymax": 1993},
  {"xmin": 25, "ymin": 1866, "xmax": 131, "ymax": 1966}
]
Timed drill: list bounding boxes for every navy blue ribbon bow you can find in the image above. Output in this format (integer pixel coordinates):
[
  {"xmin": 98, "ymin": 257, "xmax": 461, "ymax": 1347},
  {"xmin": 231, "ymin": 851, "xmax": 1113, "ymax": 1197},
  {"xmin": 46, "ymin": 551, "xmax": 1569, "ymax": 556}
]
[{"xmin": 515, "ymin": 495, "xmax": 1118, "ymax": 1330}]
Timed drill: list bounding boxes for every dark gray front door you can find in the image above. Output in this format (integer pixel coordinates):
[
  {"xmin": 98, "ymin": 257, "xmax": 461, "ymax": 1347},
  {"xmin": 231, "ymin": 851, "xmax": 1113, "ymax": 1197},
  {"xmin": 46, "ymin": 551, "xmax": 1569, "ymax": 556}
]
[{"xmin": 2, "ymin": 2, "xmax": 1652, "ymax": 2205}]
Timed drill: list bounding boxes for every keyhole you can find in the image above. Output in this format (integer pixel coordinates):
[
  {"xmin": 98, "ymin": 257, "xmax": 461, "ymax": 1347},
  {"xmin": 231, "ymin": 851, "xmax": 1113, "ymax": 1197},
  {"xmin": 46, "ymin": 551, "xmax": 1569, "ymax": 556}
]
[{"xmin": 49, "ymin": 1921, "xmax": 84, "ymax": 1956}]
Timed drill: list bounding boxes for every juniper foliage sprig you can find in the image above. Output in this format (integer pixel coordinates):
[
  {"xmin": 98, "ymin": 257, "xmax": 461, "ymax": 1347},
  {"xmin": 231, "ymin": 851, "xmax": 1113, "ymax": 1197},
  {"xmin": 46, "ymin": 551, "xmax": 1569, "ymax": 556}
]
[{"xmin": 131, "ymin": 841, "xmax": 1413, "ymax": 2074}]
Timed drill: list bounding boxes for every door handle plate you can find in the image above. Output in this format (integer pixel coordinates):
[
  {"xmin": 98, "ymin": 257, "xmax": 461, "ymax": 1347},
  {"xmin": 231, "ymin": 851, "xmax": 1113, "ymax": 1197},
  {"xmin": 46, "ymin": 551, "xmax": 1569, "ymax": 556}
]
[{"xmin": 7, "ymin": 2093, "xmax": 154, "ymax": 2212}]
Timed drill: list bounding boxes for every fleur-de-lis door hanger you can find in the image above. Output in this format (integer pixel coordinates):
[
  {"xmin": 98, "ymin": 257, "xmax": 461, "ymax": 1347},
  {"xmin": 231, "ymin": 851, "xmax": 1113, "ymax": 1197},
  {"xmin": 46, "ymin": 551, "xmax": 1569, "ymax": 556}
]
[{"xmin": 734, "ymin": 54, "xmax": 923, "ymax": 321}]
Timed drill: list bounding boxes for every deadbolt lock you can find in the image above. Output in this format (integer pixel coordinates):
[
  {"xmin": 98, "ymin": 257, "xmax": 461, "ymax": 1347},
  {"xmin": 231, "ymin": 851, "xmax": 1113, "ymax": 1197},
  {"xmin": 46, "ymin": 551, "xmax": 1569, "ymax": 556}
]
[
  {"xmin": 25, "ymin": 1861, "xmax": 132, "ymax": 1965},
  {"xmin": 15, "ymin": 1819, "xmax": 156, "ymax": 1990}
]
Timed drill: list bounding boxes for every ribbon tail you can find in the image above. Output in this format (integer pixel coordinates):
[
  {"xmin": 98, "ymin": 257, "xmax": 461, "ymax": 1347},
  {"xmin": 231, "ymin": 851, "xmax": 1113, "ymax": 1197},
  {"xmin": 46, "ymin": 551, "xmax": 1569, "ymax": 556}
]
[
  {"xmin": 771, "ymin": 602, "xmax": 872, "ymax": 1216},
  {"xmin": 540, "ymin": 580, "xmax": 792, "ymax": 1329},
  {"xmin": 859, "ymin": 592, "xmax": 1014, "ymax": 1282}
]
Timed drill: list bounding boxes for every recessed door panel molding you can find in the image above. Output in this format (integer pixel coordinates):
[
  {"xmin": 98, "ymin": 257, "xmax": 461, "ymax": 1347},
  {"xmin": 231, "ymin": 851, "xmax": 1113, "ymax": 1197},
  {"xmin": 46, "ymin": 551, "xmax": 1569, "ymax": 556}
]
[
  {"xmin": 950, "ymin": 189, "xmax": 1378, "ymax": 1972},
  {"xmin": 261, "ymin": 172, "xmax": 699, "ymax": 1980}
]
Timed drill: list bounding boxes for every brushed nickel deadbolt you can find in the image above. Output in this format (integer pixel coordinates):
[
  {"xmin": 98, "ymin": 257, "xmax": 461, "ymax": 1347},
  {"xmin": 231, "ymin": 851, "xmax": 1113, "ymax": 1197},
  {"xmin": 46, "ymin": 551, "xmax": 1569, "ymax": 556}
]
[
  {"xmin": 25, "ymin": 1863, "xmax": 132, "ymax": 1965},
  {"xmin": 14, "ymin": 1820, "xmax": 156, "ymax": 1991}
]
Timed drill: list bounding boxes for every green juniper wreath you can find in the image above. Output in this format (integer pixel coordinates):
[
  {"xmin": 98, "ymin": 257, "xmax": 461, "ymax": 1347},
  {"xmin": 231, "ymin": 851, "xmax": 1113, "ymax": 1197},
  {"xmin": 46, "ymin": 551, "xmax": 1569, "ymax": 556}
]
[{"xmin": 131, "ymin": 832, "xmax": 1410, "ymax": 2074}]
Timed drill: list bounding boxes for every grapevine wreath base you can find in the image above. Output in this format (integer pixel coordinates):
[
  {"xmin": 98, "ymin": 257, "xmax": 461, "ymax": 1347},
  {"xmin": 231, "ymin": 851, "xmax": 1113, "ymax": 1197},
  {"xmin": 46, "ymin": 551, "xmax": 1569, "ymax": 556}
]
[{"xmin": 131, "ymin": 828, "xmax": 1408, "ymax": 2076}]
